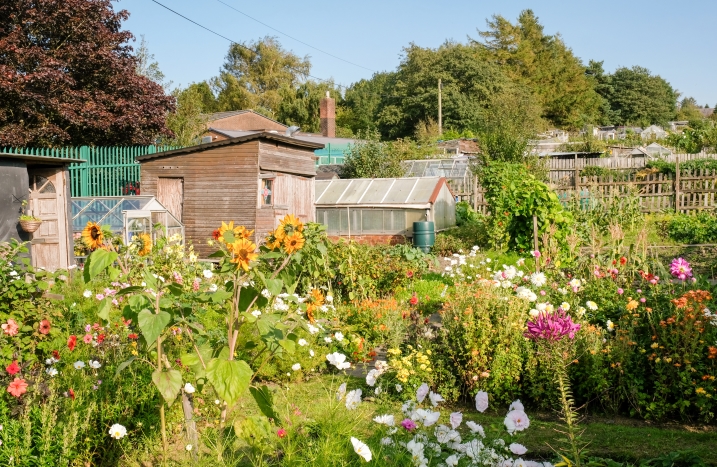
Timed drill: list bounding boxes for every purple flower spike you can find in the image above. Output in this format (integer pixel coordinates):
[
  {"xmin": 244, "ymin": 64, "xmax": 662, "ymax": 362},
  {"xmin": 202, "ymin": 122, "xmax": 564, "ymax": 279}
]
[
  {"xmin": 524, "ymin": 310, "xmax": 581, "ymax": 341},
  {"xmin": 670, "ymin": 257, "xmax": 692, "ymax": 281}
]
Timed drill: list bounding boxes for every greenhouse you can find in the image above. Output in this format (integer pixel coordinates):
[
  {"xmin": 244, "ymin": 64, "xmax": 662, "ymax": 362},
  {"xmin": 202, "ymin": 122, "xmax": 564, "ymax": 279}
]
[
  {"xmin": 314, "ymin": 177, "xmax": 456, "ymax": 239},
  {"xmin": 71, "ymin": 196, "xmax": 184, "ymax": 248},
  {"xmin": 402, "ymin": 157, "xmax": 475, "ymax": 196}
]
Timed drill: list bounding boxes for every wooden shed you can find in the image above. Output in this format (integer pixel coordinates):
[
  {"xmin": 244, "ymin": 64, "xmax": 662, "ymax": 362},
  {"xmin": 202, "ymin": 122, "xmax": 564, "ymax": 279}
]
[
  {"xmin": 0, "ymin": 153, "xmax": 81, "ymax": 271},
  {"xmin": 136, "ymin": 132, "xmax": 323, "ymax": 257}
]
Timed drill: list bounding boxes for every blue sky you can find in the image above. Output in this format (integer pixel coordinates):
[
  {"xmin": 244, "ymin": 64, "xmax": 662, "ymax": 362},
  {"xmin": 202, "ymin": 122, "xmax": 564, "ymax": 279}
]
[{"xmin": 120, "ymin": 0, "xmax": 716, "ymax": 107}]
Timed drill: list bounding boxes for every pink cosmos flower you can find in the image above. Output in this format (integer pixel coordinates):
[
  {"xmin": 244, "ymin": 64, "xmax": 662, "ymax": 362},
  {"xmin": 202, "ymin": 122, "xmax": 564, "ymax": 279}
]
[
  {"xmin": 524, "ymin": 310, "xmax": 581, "ymax": 341},
  {"xmin": 95, "ymin": 294, "xmax": 105, "ymax": 300},
  {"xmin": 475, "ymin": 391, "xmax": 489, "ymax": 413},
  {"xmin": 416, "ymin": 383, "xmax": 429, "ymax": 403},
  {"xmin": 531, "ymin": 250, "xmax": 541, "ymax": 258},
  {"xmin": 277, "ymin": 428, "xmax": 287, "ymax": 438},
  {"xmin": 400, "ymin": 419, "xmax": 417, "ymax": 431},
  {"xmin": 449, "ymin": 412, "xmax": 462, "ymax": 429},
  {"xmin": 2, "ymin": 319, "xmax": 19, "ymax": 336},
  {"xmin": 510, "ymin": 443, "xmax": 528, "ymax": 455},
  {"xmin": 83, "ymin": 334, "xmax": 93, "ymax": 344},
  {"xmin": 670, "ymin": 257, "xmax": 692, "ymax": 281},
  {"xmin": 617, "ymin": 288, "xmax": 624, "ymax": 295}
]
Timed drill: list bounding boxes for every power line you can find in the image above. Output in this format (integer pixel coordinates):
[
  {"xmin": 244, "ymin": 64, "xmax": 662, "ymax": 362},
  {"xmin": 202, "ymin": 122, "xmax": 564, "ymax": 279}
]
[
  {"xmin": 213, "ymin": 0, "xmax": 376, "ymax": 73},
  {"xmin": 148, "ymin": 0, "xmax": 336, "ymax": 85}
]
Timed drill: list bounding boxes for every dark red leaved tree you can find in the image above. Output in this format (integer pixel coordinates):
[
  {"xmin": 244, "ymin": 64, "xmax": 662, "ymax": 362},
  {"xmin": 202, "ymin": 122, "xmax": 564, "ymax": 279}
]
[{"xmin": 0, "ymin": 0, "xmax": 175, "ymax": 147}]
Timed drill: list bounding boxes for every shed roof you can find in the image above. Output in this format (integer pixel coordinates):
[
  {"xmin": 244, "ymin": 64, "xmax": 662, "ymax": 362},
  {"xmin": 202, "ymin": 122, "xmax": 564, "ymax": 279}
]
[
  {"xmin": 210, "ymin": 128, "xmax": 357, "ymax": 146},
  {"xmin": 136, "ymin": 131, "xmax": 324, "ymax": 162},
  {"xmin": 315, "ymin": 177, "xmax": 449, "ymax": 209},
  {"xmin": 403, "ymin": 158, "xmax": 473, "ymax": 178},
  {"xmin": 0, "ymin": 152, "xmax": 85, "ymax": 164},
  {"xmin": 204, "ymin": 109, "xmax": 288, "ymax": 128}
]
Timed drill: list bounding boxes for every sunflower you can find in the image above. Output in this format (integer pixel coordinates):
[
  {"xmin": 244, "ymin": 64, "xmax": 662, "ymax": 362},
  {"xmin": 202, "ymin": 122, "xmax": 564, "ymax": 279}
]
[
  {"xmin": 217, "ymin": 221, "xmax": 245, "ymax": 244},
  {"xmin": 229, "ymin": 238, "xmax": 259, "ymax": 272},
  {"xmin": 264, "ymin": 232, "xmax": 282, "ymax": 250},
  {"xmin": 283, "ymin": 231, "xmax": 305, "ymax": 254},
  {"xmin": 309, "ymin": 288, "xmax": 325, "ymax": 306},
  {"xmin": 306, "ymin": 303, "xmax": 317, "ymax": 324},
  {"xmin": 138, "ymin": 233, "xmax": 152, "ymax": 256},
  {"xmin": 239, "ymin": 228, "xmax": 254, "ymax": 240},
  {"xmin": 276, "ymin": 214, "xmax": 304, "ymax": 239},
  {"xmin": 81, "ymin": 222, "xmax": 104, "ymax": 250}
]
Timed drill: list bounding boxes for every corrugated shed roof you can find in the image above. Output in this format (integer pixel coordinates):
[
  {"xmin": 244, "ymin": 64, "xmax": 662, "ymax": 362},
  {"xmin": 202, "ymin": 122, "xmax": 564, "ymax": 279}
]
[
  {"xmin": 315, "ymin": 177, "xmax": 448, "ymax": 208},
  {"xmin": 211, "ymin": 129, "xmax": 357, "ymax": 146}
]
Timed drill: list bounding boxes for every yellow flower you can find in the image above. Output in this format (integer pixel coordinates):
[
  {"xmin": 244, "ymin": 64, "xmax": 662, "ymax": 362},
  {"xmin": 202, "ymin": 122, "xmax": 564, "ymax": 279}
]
[
  {"xmin": 229, "ymin": 238, "xmax": 259, "ymax": 272},
  {"xmin": 265, "ymin": 232, "xmax": 283, "ymax": 250},
  {"xmin": 81, "ymin": 222, "xmax": 104, "ymax": 250},
  {"xmin": 138, "ymin": 233, "xmax": 152, "ymax": 256},
  {"xmin": 217, "ymin": 221, "xmax": 244, "ymax": 244},
  {"xmin": 626, "ymin": 300, "xmax": 639, "ymax": 311},
  {"xmin": 276, "ymin": 214, "xmax": 304, "ymax": 240},
  {"xmin": 283, "ymin": 231, "xmax": 305, "ymax": 254},
  {"xmin": 651, "ymin": 343, "xmax": 659, "ymax": 349},
  {"xmin": 696, "ymin": 387, "xmax": 707, "ymax": 395}
]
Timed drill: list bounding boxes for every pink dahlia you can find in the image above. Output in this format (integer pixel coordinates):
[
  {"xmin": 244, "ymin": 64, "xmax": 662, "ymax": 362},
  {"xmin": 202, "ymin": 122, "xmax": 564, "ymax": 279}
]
[
  {"xmin": 670, "ymin": 257, "xmax": 692, "ymax": 281},
  {"xmin": 524, "ymin": 310, "xmax": 581, "ymax": 341}
]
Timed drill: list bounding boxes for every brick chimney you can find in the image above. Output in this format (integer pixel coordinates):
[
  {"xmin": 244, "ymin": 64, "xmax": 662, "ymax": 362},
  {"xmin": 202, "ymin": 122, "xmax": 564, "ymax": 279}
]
[{"xmin": 320, "ymin": 91, "xmax": 335, "ymax": 138}]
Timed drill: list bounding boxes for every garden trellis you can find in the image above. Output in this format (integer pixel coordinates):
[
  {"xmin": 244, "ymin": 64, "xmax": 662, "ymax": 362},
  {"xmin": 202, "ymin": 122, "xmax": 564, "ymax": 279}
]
[{"xmin": 0, "ymin": 145, "xmax": 179, "ymax": 197}]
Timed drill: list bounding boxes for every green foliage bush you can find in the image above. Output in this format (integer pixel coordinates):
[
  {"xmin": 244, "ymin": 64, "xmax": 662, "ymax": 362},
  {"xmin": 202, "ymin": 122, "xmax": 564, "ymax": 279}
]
[
  {"xmin": 664, "ymin": 212, "xmax": 717, "ymax": 244},
  {"xmin": 432, "ymin": 224, "xmax": 488, "ymax": 256},
  {"xmin": 480, "ymin": 162, "xmax": 573, "ymax": 254},
  {"xmin": 647, "ymin": 157, "xmax": 717, "ymax": 174}
]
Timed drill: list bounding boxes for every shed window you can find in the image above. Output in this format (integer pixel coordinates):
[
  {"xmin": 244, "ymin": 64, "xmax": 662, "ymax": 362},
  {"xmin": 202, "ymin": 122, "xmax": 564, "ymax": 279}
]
[{"xmin": 261, "ymin": 179, "xmax": 273, "ymax": 206}]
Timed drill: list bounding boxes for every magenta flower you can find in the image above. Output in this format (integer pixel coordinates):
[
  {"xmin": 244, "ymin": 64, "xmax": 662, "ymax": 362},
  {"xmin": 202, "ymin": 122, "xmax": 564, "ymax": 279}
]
[
  {"xmin": 617, "ymin": 288, "xmax": 624, "ymax": 295},
  {"xmin": 670, "ymin": 257, "xmax": 692, "ymax": 281},
  {"xmin": 401, "ymin": 418, "xmax": 417, "ymax": 431},
  {"xmin": 524, "ymin": 310, "xmax": 581, "ymax": 341}
]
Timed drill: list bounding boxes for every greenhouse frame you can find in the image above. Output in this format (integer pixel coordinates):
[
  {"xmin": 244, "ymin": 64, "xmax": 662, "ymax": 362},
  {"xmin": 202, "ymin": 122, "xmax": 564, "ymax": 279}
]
[
  {"xmin": 402, "ymin": 157, "xmax": 475, "ymax": 197},
  {"xmin": 71, "ymin": 196, "xmax": 184, "ymax": 247},
  {"xmin": 314, "ymin": 177, "xmax": 456, "ymax": 238}
]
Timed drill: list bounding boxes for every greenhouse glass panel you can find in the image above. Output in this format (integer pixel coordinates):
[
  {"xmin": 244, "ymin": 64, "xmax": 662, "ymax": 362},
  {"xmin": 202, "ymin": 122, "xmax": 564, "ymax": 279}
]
[
  {"xmin": 383, "ymin": 179, "xmax": 419, "ymax": 204},
  {"xmin": 361, "ymin": 210, "xmax": 384, "ymax": 232},
  {"xmin": 359, "ymin": 179, "xmax": 395, "ymax": 204},
  {"xmin": 327, "ymin": 210, "xmax": 341, "ymax": 233},
  {"xmin": 406, "ymin": 179, "xmax": 439, "ymax": 204},
  {"xmin": 337, "ymin": 179, "xmax": 373, "ymax": 204},
  {"xmin": 316, "ymin": 180, "xmax": 349, "ymax": 205}
]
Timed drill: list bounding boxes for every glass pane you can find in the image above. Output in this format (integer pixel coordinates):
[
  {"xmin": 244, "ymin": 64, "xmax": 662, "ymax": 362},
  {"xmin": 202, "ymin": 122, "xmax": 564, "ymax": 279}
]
[
  {"xmin": 350, "ymin": 209, "xmax": 361, "ymax": 233},
  {"xmin": 383, "ymin": 179, "xmax": 419, "ymax": 204},
  {"xmin": 360, "ymin": 180, "xmax": 395, "ymax": 204},
  {"xmin": 327, "ymin": 210, "xmax": 340, "ymax": 233},
  {"xmin": 361, "ymin": 210, "xmax": 384, "ymax": 232},
  {"xmin": 261, "ymin": 179, "xmax": 273, "ymax": 205},
  {"xmin": 393, "ymin": 210, "xmax": 405, "ymax": 233},
  {"xmin": 338, "ymin": 179, "xmax": 372, "ymax": 204},
  {"xmin": 406, "ymin": 178, "xmax": 439, "ymax": 204}
]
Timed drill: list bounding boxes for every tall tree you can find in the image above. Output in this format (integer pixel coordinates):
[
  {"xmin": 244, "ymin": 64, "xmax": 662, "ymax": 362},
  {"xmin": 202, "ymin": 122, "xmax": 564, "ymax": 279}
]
[
  {"xmin": 135, "ymin": 35, "xmax": 168, "ymax": 89},
  {"xmin": 606, "ymin": 67, "xmax": 677, "ymax": 126},
  {"xmin": 212, "ymin": 36, "xmax": 310, "ymax": 118},
  {"xmin": 339, "ymin": 72, "xmax": 397, "ymax": 134},
  {"xmin": 476, "ymin": 10, "xmax": 601, "ymax": 129},
  {"xmin": 163, "ymin": 86, "xmax": 209, "ymax": 147},
  {"xmin": 0, "ymin": 0, "xmax": 174, "ymax": 147},
  {"xmin": 276, "ymin": 81, "xmax": 340, "ymax": 133}
]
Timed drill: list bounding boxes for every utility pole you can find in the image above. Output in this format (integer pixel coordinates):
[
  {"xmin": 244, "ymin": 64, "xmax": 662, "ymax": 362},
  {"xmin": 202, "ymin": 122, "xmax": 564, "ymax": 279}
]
[{"xmin": 438, "ymin": 78, "xmax": 442, "ymax": 136}]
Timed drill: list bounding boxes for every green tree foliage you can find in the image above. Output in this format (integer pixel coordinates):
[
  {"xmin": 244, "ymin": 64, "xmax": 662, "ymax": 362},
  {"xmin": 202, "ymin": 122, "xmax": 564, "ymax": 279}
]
[
  {"xmin": 600, "ymin": 66, "xmax": 678, "ymax": 126},
  {"xmin": 476, "ymin": 10, "xmax": 601, "ymax": 129},
  {"xmin": 338, "ymin": 72, "xmax": 396, "ymax": 134},
  {"xmin": 188, "ymin": 81, "xmax": 219, "ymax": 114},
  {"xmin": 211, "ymin": 36, "xmax": 310, "ymax": 118},
  {"xmin": 376, "ymin": 42, "xmax": 516, "ymax": 139},
  {"xmin": 162, "ymin": 85, "xmax": 209, "ymax": 147},
  {"xmin": 340, "ymin": 131, "xmax": 432, "ymax": 179},
  {"xmin": 134, "ymin": 35, "xmax": 167, "ymax": 89},
  {"xmin": 276, "ymin": 81, "xmax": 340, "ymax": 133}
]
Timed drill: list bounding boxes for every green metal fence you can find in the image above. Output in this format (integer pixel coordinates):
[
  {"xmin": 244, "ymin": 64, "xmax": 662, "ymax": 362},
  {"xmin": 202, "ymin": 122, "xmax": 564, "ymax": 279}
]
[{"xmin": 0, "ymin": 145, "xmax": 177, "ymax": 197}]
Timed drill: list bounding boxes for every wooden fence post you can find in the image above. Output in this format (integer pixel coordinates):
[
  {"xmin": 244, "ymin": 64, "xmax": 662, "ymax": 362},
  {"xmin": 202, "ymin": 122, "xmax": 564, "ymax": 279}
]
[
  {"xmin": 472, "ymin": 174, "xmax": 478, "ymax": 211},
  {"xmin": 675, "ymin": 155, "xmax": 680, "ymax": 213}
]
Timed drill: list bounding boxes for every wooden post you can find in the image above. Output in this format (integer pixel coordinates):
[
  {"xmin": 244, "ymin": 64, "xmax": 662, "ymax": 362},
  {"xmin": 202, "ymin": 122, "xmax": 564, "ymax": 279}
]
[
  {"xmin": 472, "ymin": 174, "xmax": 478, "ymax": 211},
  {"xmin": 438, "ymin": 78, "xmax": 443, "ymax": 136},
  {"xmin": 675, "ymin": 155, "xmax": 680, "ymax": 213},
  {"xmin": 573, "ymin": 153, "xmax": 579, "ymax": 190},
  {"xmin": 181, "ymin": 391, "xmax": 198, "ymax": 459}
]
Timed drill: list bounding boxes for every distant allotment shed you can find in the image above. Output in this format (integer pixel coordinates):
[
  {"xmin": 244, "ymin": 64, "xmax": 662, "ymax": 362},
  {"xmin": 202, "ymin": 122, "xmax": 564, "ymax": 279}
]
[{"xmin": 314, "ymin": 177, "xmax": 456, "ymax": 244}]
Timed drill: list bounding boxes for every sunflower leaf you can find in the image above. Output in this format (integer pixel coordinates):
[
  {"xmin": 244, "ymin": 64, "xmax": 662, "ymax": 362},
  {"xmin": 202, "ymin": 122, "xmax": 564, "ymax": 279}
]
[
  {"xmin": 83, "ymin": 249, "xmax": 118, "ymax": 283},
  {"xmin": 152, "ymin": 369, "xmax": 183, "ymax": 406}
]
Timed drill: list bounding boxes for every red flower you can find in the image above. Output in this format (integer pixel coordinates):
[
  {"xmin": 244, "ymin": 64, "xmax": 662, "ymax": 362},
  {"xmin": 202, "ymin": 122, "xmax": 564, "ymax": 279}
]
[
  {"xmin": 277, "ymin": 428, "xmax": 287, "ymax": 438},
  {"xmin": 7, "ymin": 378, "xmax": 28, "ymax": 398},
  {"xmin": 6, "ymin": 360, "xmax": 20, "ymax": 375},
  {"xmin": 122, "ymin": 318, "xmax": 132, "ymax": 326},
  {"xmin": 212, "ymin": 229, "xmax": 221, "ymax": 240},
  {"xmin": 406, "ymin": 270, "xmax": 414, "ymax": 278},
  {"xmin": 67, "ymin": 335, "xmax": 77, "ymax": 351},
  {"xmin": 97, "ymin": 333, "xmax": 106, "ymax": 344},
  {"xmin": 619, "ymin": 256, "xmax": 627, "ymax": 266},
  {"xmin": 409, "ymin": 293, "xmax": 418, "ymax": 306},
  {"xmin": 39, "ymin": 319, "xmax": 51, "ymax": 334},
  {"xmin": 128, "ymin": 333, "xmax": 138, "ymax": 340},
  {"xmin": 52, "ymin": 350, "xmax": 61, "ymax": 361},
  {"xmin": 69, "ymin": 388, "xmax": 75, "ymax": 400}
]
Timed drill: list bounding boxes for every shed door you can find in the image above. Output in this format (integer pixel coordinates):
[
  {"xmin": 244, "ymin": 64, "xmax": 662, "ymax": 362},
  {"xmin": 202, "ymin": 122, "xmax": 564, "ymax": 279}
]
[
  {"xmin": 157, "ymin": 178, "xmax": 184, "ymax": 222},
  {"xmin": 28, "ymin": 170, "xmax": 69, "ymax": 271}
]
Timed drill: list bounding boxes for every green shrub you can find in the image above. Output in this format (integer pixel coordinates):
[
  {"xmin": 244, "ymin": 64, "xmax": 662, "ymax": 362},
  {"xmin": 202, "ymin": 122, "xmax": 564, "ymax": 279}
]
[
  {"xmin": 647, "ymin": 158, "xmax": 717, "ymax": 174},
  {"xmin": 665, "ymin": 212, "xmax": 717, "ymax": 244}
]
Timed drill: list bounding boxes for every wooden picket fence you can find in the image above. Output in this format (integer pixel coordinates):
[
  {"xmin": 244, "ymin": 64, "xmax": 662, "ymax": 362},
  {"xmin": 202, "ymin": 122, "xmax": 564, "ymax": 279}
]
[{"xmin": 553, "ymin": 169, "xmax": 717, "ymax": 213}]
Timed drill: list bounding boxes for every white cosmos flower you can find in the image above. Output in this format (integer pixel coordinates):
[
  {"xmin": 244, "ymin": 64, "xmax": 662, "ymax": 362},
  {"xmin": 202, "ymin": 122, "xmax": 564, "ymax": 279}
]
[
  {"xmin": 373, "ymin": 414, "xmax": 395, "ymax": 426},
  {"xmin": 326, "ymin": 352, "xmax": 351, "ymax": 369},
  {"xmin": 366, "ymin": 369, "xmax": 379, "ymax": 387},
  {"xmin": 416, "ymin": 383, "xmax": 429, "ymax": 403},
  {"xmin": 380, "ymin": 436, "xmax": 394, "ymax": 446},
  {"xmin": 308, "ymin": 324, "xmax": 319, "ymax": 334},
  {"xmin": 291, "ymin": 363, "xmax": 301, "ymax": 371},
  {"xmin": 208, "ymin": 284, "xmax": 218, "ymax": 292},
  {"xmin": 345, "ymin": 389, "xmax": 362, "ymax": 410},
  {"xmin": 465, "ymin": 421, "xmax": 485, "ymax": 437},
  {"xmin": 445, "ymin": 454, "xmax": 460, "ymax": 466},
  {"xmin": 109, "ymin": 423, "xmax": 127, "ymax": 439},
  {"xmin": 89, "ymin": 360, "xmax": 101, "ymax": 369},
  {"xmin": 83, "ymin": 290, "xmax": 92, "ymax": 298},
  {"xmin": 510, "ymin": 442, "xmax": 528, "ymax": 455},
  {"xmin": 202, "ymin": 269, "xmax": 213, "ymax": 279},
  {"xmin": 336, "ymin": 382, "xmax": 347, "ymax": 401},
  {"xmin": 334, "ymin": 332, "xmax": 344, "ymax": 341},
  {"xmin": 309, "ymin": 349, "xmax": 315, "ymax": 357},
  {"xmin": 73, "ymin": 361, "xmax": 86, "ymax": 370},
  {"xmin": 415, "ymin": 408, "xmax": 440, "ymax": 427},
  {"xmin": 449, "ymin": 412, "xmax": 462, "ymax": 429},
  {"xmin": 351, "ymin": 437, "xmax": 372, "ymax": 462},
  {"xmin": 298, "ymin": 338, "xmax": 307, "ymax": 346},
  {"xmin": 586, "ymin": 301, "xmax": 598, "ymax": 311},
  {"xmin": 509, "ymin": 399, "xmax": 524, "ymax": 412},
  {"xmin": 184, "ymin": 383, "xmax": 196, "ymax": 394},
  {"xmin": 475, "ymin": 391, "xmax": 489, "ymax": 412},
  {"xmin": 504, "ymin": 409, "xmax": 530, "ymax": 434},
  {"xmin": 428, "ymin": 391, "xmax": 445, "ymax": 407},
  {"xmin": 46, "ymin": 367, "xmax": 58, "ymax": 377}
]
